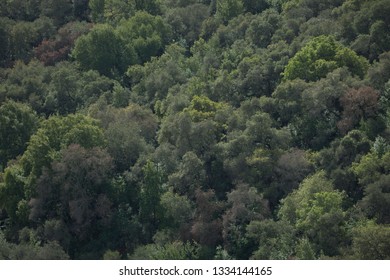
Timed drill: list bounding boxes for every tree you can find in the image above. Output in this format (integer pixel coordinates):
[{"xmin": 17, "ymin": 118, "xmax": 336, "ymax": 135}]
[
  {"xmin": 286, "ymin": 68, "xmax": 358, "ymax": 150},
  {"xmin": 0, "ymin": 114, "xmax": 106, "ymax": 231},
  {"xmin": 126, "ymin": 44, "xmax": 189, "ymax": 106},
  {"xmin": 351, "ymin": 221, "xmax": 390, "ymax": 259},
  {"xmin": 222, "ymin": 184, "xmax": 270, "ymax": 259},
  {"xmin": 19, "ymin": 114, "xmax": 106, "ymax": 188},
  {"xmin": 368, "ymin": 51, "xmax": 390, "ymax": 91},
  {"xmin": 359, "ymin": 174, "xmax": 390, "ymax": 224},
  {"xmin": 242, "ymin": 0, "xmax": 269, "ymax": 14},
  {"xmin": 9, "ymin": 21, "xmax": 39, "ymax": 61},
  {"xmin": 102, "ymin": 0, "xmax": 136, "ymax": 24},
  {"xmin": 283, "ymin": 35, "xmax": 368, "ymax": 81},
  {"xmin": 279, "ymin": 171, "xmax": 347, "ymax": 257},
  {"xmin": 216, "ymin": 0, "xmax": 244, "ymax": 23},
  {"xmin": 139, "ymin": 161, "xmax": 165, "ymax": 240},
  {"xmin": 184, "ymin": 95, "xmax": 229, "ymax": 122},
  {"xmin": 89, "ymin": 0, "xmax": 105, "ymax": 22},
  {"xmin": 352, "ymin": 151, "xmax": 389, "ymax": 186},
  {"xmin": 134, "ymin": 0, "xmax": 161, "ymax": 15},
  {"xmin": 43, "ymin": 62, "xmax": 114, "ymax": 115},
  {"xmin": 295, "ymin": 191, "xmax": 347, "ymax": 256},
  {"xmin": 40, "ymin": 0, "xmax": 73, "ymax": 25},
  {"xmin": 0, "ymin": 101, "xmax": 40, "ymax": 168},
  {"xmin": 105, "ymin": 120, "xmax": 151, "ymax": 172},
  {"xmin": 297, "ymin": 0, "xmax": 344, "ymax": 17},
  {"xmin": 168, "ymin": 151, "xmax": 206, "ymax": 197},
  {"xmin": 29, "ymin": 144, "xmax": 113, "ymax": 255},
  {"xmin": 0, "ymin": 230, "xmax": 70, "ymax": 260},
  {"xmin": 246, "ymin": 219, "xmax": 295, "ymax": 260},
  {"xmin": 160, "ymin": 189, "xmax": 194, "ymax": 232},
  {"xmin": 245, "ymin": 10, "xmax": 281, "ymax": 48},
  {"xmin": 165, "ymin": 4, "xmax": 210, "ymax": 46},
  {"xmin": 191, "ymin": 189, "xmax": 224, "ymax": 248},
  {"xmin": 341, "ymin": 0, "xmax": 390, "ymax": 61},
  {"xmin": 0, "ymin": 164, "xmax": 27, "ymax": 225},
  {"xmin": 218, "ymin": 108, "xmax": 290, "ymax": 190},
  {"xmin": 0, "ymin": 0, "xmax": 41, "ymax": 21},
  {"xmin": 72, "ymin": 24, "xmax": 136, "ymax": 77},
  {"xmin": 34, "ymin": 21, "xmax": 92, "ymax": 66},
  {"xmin": 34, "ymin": 241, "xmax": 69, "ymax": 260},
  {"xmin": 270, "ymin": 149, "xmax": 313, "ymax": 208},
  {"xmin": 0, "ymin": 17, "xmax": 11, "ymax": 66},
  {"xmin": 130, "ymin": 241, "xmax": 200, "ymax": 260},
  {"xmin": 0, "ymin": 60, "xmax": 49, "ymax": 114},
  {"xmin": 116, "ymin": 11, "xmax": 172, "ymax": 63},
  {"xmin": 314, "ymin": 130, "xmax": 371, "ymax": 202},
  {"xmin": 90, "ymin": 104, "xmax": 158, "ymax": 172},
  {"xmin": 338, "ymin": 86, "xmax": 380, "ymax": 135}
]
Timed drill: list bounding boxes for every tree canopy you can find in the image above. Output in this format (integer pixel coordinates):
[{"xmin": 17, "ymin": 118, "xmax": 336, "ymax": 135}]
[{"xmin": 1, "ymin": 0, "xmax": 390, "ymax": 260}]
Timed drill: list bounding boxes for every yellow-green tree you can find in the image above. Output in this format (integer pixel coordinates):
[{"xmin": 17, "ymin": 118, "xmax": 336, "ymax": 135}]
[{"xmin": 283, "ymin": 36, "xmax": 368, "ymax": 81}]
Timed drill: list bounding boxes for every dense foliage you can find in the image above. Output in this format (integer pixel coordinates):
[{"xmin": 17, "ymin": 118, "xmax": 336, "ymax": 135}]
[{"xmin": 1, "ymin": 0, "xmax": 390, "ymax": 260}]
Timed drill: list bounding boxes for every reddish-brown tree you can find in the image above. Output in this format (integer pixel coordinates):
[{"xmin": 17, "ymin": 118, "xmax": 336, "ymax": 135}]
[{"xmin": 337, "ymin": 86, "xmax": 380, "ymax": 135}]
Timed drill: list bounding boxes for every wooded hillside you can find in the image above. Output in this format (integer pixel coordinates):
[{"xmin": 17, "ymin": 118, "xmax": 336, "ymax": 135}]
[{"xmin": 1, "ymin": 0, "xmax": 390, "ymax": 260}]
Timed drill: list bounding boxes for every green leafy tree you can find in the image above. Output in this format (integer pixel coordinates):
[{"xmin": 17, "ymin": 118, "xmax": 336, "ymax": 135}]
[
  {"xmin": 130, "ymin": 241, "xmax": 200, "ymax": 260},
  {"xmin": 117, "ymin": 11, "xmax": 172, "ymax": 63},
  {"xmin": 314, "ymin": 130, "xmax": 371, "ymax": 202},
  {"xmin": 368, "ymin": 51, "xmax": 390, "ymax": 91},
  {"xmin": 216, "ymin": 0, "xmax": 244, "ymax": 23},
  {"xmin": 0, "ymin": 60, "xmax": 49, "ymax": 113},
  {"xmin": 9, "ymin": 21, "xmax": 39, "ymax": 61},
  {"xmin": 40, "ymin": 0, "xmax": 73, "ymax": 25},
  {"xmin": 0, "ymin": 101, "xmax": 40, "ymax": 168},
  {"xmin": 352, "ymin": 150, "xmax": 390, "ymax": 223},
  {"xmin": 0, "ymin": 17, "xmax": 11, "ymax": 66},
  {"xmin": 0, "ymin": 0, "xmax": 41, "ymax": 21},
  {"xmin": 105, "ymin": 121, "xmax": 151, "ymax": 172},
  {"xmin": 0, "ymin": 231, "xmax": 69, "ymax": 260},
  {"xmin": 283, "ymin": 35, "xmax": 368, "ymax": 81},
  {"xmin": 165, "ymin": 3, "xmax": 210, "ymax": 45},
  {"xmin": 103, "ymin": 0, "xmax": 136, "ymax": 24},
  {"xmin": 246, "ymin": 219, "xmax": 295, "ymax": 260},
  {"xmin": 139, "ymin": 161, "xmax": 165, "ymax": 240},
  {"xmin": 352, "ymin": 151, "xmax": 389, "ymax": 186},
  {"xmin": 184, "ymin": 95, "xmax": 229, "ymax": 122},
  {"xmin": 29, "ymin": 144, "xmax": 113, "ymax": 257},
  {"xmin": 245, "ymin": 10, "xmax": 281, "ymax": 48},
  {"xmin": 89, "ymin": 0, "xmax": 105, "ymax": 22},
  {"xmin": 0, "ymin": 114, "xmax": 106, "ymax": 229},
  {"xmin": 126, "ymin": 44, "xmax": 189, "ymax": 106},
  {"xmin": 45, "ymin": 63, "xmax": 114, "ymax": 115},
  {"xmin": 72, "ymin": 24, "xmax": 137, "ymax": 77},
  {"xmin": 160, "ymin": 189, "xmax": 194, "ymax": 233},
  {"xmin": 0, "ymin": 164, "xmax": 27, "ymax": 225},
  {"xmin": 134, "ymin": 0, "xmax": 161, "ymax": 15},
  {"xmin": 286, "ymin": 68, "xmax": 359, "ymax": 150},
  {"xmin": 20, "ymin": 114, "xmax": 106, "ymax": 183},
  {"xmin": 279, "ymin": 171, "xmax": 347, "ymax": 257},
  {"xmin": 218, "ymin": 107, "xmax": 290, "ymax": 191},
  {"xmin": 242, "ymin": 0, "xmax": 269, "ymax": 14},
  {"xmin": 270, "ymin": 149, "xmax": 313, "ymax": 208},
  {"xmin": 351, "ymin": 221, "xmax": 390, "ymax": 259},
  {"xmin": 359, "ymin": 174, "xmax": 390, "ymax": 224},
  {"xmin": 341, "ymin": 0, "xmax": 390, "ymax": 61},
  {"xmin": 295, "ymin": 238, "xmax": 316, "ymax": 260},
  {"xmin": 168, "ymin": 151, "xmax": 206, "ymax": 197},
  {"xmin": 90, "ymin": 104, "xmax": 158, "ymax": 172}
]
